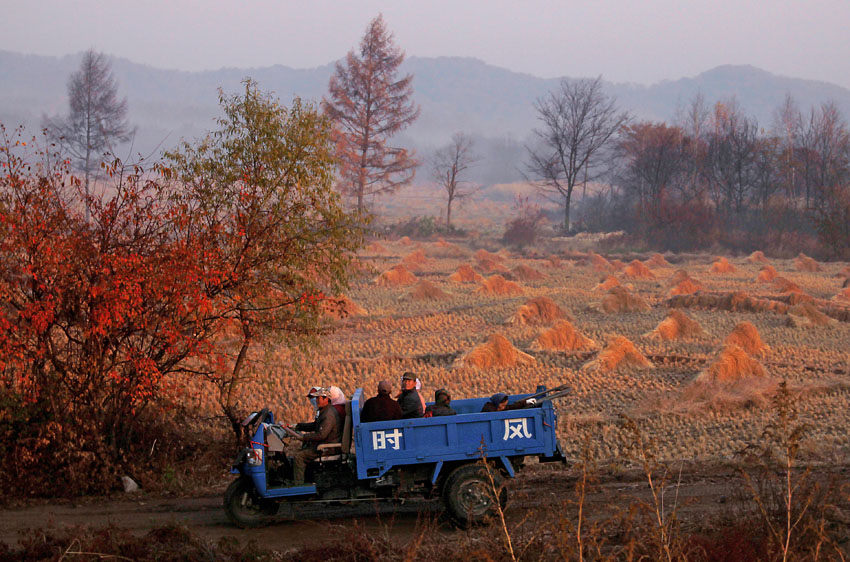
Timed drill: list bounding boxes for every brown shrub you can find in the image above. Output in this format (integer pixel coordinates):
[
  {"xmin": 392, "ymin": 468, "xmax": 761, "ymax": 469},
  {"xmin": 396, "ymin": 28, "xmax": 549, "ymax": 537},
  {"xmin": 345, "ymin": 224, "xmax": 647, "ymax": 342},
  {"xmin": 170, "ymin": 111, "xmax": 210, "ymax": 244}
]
[
  {"xmin": 593, "ymin": 275, "xmax": 620, "ymax": 292},
  {"xmin": 322, "ymin": 295, "xmax": 368, "ymax": 319},
  {"xmin": 582, "ymin": 336, "xmax": 652, "ymax": 372},
  {"xmin": 710, "ymin": 257, "xmax": 736, "ymax": 273},
  {"xmin": 405, "ymin": 280, "xmax": 449, "ymax": 301},
  {"xmin": 646, "ymin": 309, "xmax": 704, "ymax": 340},
  {"xmin": 374, "ymin": 264, "xmax": 418, "ymax": 287},
  {"xmin": 725, "ymin": 322, "xmax": 769, "ymax": 356},
  {"xmin": 695, "ymin": 345, "xmax": 768, "ymax": 384},
  {"xmin": 448, "ymin": 264, "xmax": 484, "ymax": 283},
  {"xmin": 746, "ymin": 250, "xmax": 769, "ymax": 263},
  {"xmin": 669, "ymin": 278, "xmax": 703, "ymax": 296},
  {"xmin": 623, "ymin": 259, "xmax": 656, "ymax": 279},
  {"xmin": 645, "ymin": 253, "xmax": 670, "ymax": 267},
  {"xmin": 478, "ymin": 275, "xmax": 524, "ymax": 296},
  {"xmin": 786, "ymin": 302, "xmax": 836, "ymax": 327},
  {"xmin": 512, "ymin": 264, "xmax": 545, "ymax": 281},
  {"xmin": 773, "ymin": 276, "xmax": 803, "ymax": 294},
  {"xmin": 507, "ymin": 296, "xmax": 568, "ymax": 326},
  {"xmin": 595, "ymin": 286, "xmax": 651, "ymax": 313},
  {"xmin": 531, "ymin": 320, "xmax": 596, "ymax": 351},
  {"xmin": 453, "ymin": 333, "xmax": 536, "ymax": 369},
  {"xmin": 757, "ymin": 265, "xmax": 778, "ymax": 283},
  {"xmin": 794, "ymin": 252, "xmax": 821, "ymax": 272}
]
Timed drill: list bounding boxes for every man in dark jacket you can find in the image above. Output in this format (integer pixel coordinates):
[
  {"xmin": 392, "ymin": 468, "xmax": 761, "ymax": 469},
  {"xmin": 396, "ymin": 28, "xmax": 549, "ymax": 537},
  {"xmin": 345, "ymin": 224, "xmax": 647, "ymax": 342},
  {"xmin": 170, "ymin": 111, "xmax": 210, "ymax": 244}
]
[
  {"xmin": 360, "ymin": 380, "xmax": 403, "ymax": 423},
  {"xmin": 397, "ymin": 372, "xmax": 424, "ymax": 418},
  {"xmin": 425, "ymin": 388, "xmax": 457, "ymax": 417},
  {"xmin": 291, "ymin": 388, "xmax": 341, "ymax": 485}
]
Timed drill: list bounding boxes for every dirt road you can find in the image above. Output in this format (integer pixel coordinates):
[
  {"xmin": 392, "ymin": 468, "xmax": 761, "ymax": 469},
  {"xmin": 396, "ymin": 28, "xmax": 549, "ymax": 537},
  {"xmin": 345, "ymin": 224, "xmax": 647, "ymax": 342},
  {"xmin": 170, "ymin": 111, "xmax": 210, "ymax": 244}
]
[{"xmin": 0, "ymin": 465, "xmax": 748, "ymax": 552}]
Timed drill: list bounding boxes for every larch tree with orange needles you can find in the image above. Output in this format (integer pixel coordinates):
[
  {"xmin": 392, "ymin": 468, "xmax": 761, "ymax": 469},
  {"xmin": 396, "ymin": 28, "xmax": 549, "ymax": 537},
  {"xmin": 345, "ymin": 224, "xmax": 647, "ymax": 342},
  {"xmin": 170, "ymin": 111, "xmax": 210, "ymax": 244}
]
[{"xmin": 322, "ymin": 14, "xmax": 420, "ymax": 214}]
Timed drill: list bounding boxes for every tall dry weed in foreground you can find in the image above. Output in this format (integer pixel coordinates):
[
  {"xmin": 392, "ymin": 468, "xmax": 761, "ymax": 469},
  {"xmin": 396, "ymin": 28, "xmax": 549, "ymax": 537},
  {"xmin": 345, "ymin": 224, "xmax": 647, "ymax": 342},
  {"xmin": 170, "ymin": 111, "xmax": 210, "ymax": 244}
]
[{"xmin": 735, "ymin": 382, "xmax": 847, "ymax": 562}]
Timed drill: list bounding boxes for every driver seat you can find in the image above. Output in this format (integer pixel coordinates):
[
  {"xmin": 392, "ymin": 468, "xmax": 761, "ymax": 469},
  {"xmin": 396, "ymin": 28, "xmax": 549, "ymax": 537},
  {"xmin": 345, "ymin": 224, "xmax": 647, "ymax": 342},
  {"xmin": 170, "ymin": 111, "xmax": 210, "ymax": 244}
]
[{"xmin": 316, "ymin": 400, "xmax": 352, "ymax": 463}]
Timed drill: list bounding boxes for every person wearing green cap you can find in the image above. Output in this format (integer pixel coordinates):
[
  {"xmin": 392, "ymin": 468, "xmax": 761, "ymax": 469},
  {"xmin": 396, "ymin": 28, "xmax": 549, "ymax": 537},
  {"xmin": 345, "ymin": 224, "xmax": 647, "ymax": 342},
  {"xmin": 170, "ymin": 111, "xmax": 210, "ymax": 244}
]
[{"xmin": 397, "ymin": 372, "xmax": 423, "ymax": 418}]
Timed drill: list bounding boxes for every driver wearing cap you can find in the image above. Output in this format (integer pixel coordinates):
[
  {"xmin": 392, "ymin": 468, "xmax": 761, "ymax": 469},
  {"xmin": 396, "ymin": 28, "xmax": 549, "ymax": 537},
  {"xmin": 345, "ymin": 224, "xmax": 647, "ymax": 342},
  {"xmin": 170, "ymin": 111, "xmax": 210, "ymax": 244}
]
[{"xmin": 291, "ymin": 387, "xmax": 341, "ymax": 485}]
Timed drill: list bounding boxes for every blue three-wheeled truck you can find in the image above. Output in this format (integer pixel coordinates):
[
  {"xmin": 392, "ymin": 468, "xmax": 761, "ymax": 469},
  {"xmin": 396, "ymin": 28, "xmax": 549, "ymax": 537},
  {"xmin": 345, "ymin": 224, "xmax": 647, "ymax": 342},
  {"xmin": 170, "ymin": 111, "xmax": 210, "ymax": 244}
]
[{"xmin": 225, "ymin": 385, "xmax": 568, "ymax": 527}]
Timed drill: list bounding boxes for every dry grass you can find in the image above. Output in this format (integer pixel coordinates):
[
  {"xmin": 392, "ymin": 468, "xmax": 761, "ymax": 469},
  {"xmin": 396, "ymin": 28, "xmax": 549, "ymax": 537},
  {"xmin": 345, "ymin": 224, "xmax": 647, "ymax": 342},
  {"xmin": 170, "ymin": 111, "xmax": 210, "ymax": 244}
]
[
  {"xmin": 725, "ymin": 322, "xmax": 769, "ymax": 356},
  {"xmin": 374, "ymin": 264, "xmax": 418, "ymax": 287},
  {"xmin": 478, "ymin": 275, "xmax": 525, "ymax": 296},
  {"xmin": 710, "ymin": 257, "xmax": 736, "ymax": 273},
  {"xmin": 757, "ymin": 265, "xmax": 778, "ymax": 283},
  {"xmin": 448, "ymin": 264, "xmax": 484, "ymax": 283},
  {"xmin": 594, "ymin": 286, "xmax": 651, "ymax": 313},
  {"xmin": 531, "ymin": 319, "xmax": 596, "ymax": 351},
  {"xmin": 506, "ymin": 296, "xmax": 568, "ymax": 326},
  {"xmin": 794, "ymin": 253, "xmax": 821, "ymax": 272},
  {"xmin": 645, "ymin": 309, "xmax": 705, "ymax": 340},
  {"xmin": 623, "ymin": 259, "xmax": 656, "ymax": 280},
  {"xmin": 404, "ymin": 280, "xmax": 449, "ymax": 301},
  {"xmin": 786, "ymin": 302, "xmax": 836, "ymax": 327},
  {"xmin": 747, "ymin": 250, "xmax": 770, "ymax": 263},
  {"xmin": 582, "ymin": 335, "xmax": 652, "ymax": 372},
  {"xmin": 453, "ymin": 333, "xmax": 536, "ymax": 369}
]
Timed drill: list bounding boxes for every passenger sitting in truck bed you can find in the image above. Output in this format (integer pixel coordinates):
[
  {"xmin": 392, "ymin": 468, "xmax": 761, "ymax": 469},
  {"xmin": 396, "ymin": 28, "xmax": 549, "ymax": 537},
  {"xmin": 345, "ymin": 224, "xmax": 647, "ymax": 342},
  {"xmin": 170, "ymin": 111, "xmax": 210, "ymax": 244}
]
[
  {"xmin": 425, "ymin": 388, "xmax": 457, "ymax": 417},
  {"xmin": 481, "ymin": 392, "xmax": 535, "ymax": 412},
  {"xmin": 360, "ymin": 380, "xmax": 403, "ymax": 423},
  {"xmin": 328, "ymin": 386, "xmax": 347, "ymax": 420},
  {"xmin": 397, "ymin": 372, "xmax": 424, "ymax": 418}
]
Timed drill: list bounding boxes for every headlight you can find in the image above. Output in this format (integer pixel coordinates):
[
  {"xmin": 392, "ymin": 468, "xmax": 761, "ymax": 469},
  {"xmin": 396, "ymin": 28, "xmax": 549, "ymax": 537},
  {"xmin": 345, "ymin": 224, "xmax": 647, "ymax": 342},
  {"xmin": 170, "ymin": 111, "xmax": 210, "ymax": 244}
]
[{"xmin": 247, "ymin": 448, "xmax": 264, "ymax": 466}]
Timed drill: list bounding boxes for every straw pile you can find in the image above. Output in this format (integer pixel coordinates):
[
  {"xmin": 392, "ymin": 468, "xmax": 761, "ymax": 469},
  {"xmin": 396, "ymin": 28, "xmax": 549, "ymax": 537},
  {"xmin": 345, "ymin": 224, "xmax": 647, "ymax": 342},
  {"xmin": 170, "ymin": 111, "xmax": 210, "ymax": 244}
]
[
  {"xmin": 405, "ymin": 280, "xmax": 449, "ymax": 301},
  {"xmin": 512, "ymin": 264, "xmax": 545, "ymax": 281},
  {"xmin": 531, "ymin": 320, "xmax": 596, "ymax": 351},
  {"xmin": 593, "ymin": 275, "xmax": 620, "ymax": 292},
  {"xmin": 507, "ymin": 296, "xmax": 568, "ymax": 326},
  {"xmin": 645, "ymin": 253, "xmax": 670, "ymax": 267},
  {"xmin": 645, "ymin": 309, "xmax": 704, "ymax": 340},
  {"xmin": 623, "ymin": 259, "xmax": 656, "ymax": 279},
  {"xmin": 833, "ymin": 287, "xmax": 850, "ymax": 302},
  {"xmin": 595, "ymin": 286, "xmax": 651, "ymax": 313},
  {"xmin": 546, "ymin": 255, "xmax": 562, "ymax": 268},
  {"xmin": 374, "ymin": 264, "xmax": 418, "ymax": 287},
  {"xmin": 667, "ymin": 291, "xmax": 789, "ymax": 315},
  {"xmin": 474, "ymin": 249, "xmax": 502, "ymax": 263},
  {"xmin": 398, "ymin": 236, "xmax": 413, "ymax": 246},
  {"xmin": 582, "ymin": 336, "xmax": 652, "ymax": 372},
  {"xmin": 448, "ymin": 264, "xmax": 484, "ymax": 284},
  {"xmin": 365, "ymin": 242, "xmax": 387, "ymax": 253},
  {"xmin": 668, "ymin": 269, "xmax": 693, "ymax": 286},
  {"xmin": 710, "ymin": 257, "xmax": 736, "ymax": 273},
  {"xmin": 322, "ymin": 295, "xmax": 368, "ymax": 320},
  {"xmin": 725, "ymin": 322, "xmax": 768, "ymax": 356},
  {"xmin": 402, "ymin": 249, "xmax": 429, "ymax": 271},
  {"xmin": 669, "ymin": 277, "xmax": 703, "ymax": 296},
  {"xmin": 786, "ymin": 302, "xmax": 836, "ymax": 327},
  {"xmin": 478, "ymin": 275, "xmax": 524, "ymax": 296},
  {"xmin": 694, "ymin": 345, "xmax": 767, "ymax": 384},
  {"xmin": 610, "ymin": 259, "xmax": 626, "ymax": 271},
  {"xmin": 747, "ymin": 251, "xmax": 770, "ymax": 263},
  {"xmin": 757, "ymin": 265, "xmax": 778, "ymax": 283},
  {"xmin": 773, "ymin": 277, "xmax": 803, "ymax": 294},
  {"xmin": 794, "ymin": 253, "xmax": 821, "ymax": 272},
  {"xmin": 477, "ymin": 257, "xmax": 509, "ymax": 273},
  {"xmin": 589, "ymin": 253, "xmax": 614, "ymax": 272},
  {"xmin": 453, "ymin": 333, "xmax": 536, "ymax": 369},
  {"xmin": 681, "ymin": 345, "xmax": 774, "ymax": 410}
]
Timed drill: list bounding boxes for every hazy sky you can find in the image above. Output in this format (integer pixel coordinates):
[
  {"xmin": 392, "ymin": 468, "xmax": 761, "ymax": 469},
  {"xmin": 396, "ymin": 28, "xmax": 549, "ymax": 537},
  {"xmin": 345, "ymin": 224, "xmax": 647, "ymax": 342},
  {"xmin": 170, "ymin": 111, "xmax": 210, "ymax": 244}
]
[{"xmin": 4, "ymin": 0, "xmax": 850, "ymax": 89}]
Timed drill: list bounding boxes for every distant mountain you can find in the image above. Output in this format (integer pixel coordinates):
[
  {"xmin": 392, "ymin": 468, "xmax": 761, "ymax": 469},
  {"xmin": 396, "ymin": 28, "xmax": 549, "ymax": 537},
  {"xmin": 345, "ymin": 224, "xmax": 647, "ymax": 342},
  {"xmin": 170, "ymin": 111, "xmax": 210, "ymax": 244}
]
[{"xmin": 3, "ymin": 51, "xmax": 850, "ymax": 184}]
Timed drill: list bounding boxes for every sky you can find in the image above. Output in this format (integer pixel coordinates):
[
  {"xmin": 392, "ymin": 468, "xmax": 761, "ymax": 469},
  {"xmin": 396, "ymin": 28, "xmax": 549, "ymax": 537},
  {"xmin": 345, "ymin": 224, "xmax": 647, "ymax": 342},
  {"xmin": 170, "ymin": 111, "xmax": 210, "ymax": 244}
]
[{"xmin": 3, "ymin": 0, "xmax": 850, "ymax": 89}]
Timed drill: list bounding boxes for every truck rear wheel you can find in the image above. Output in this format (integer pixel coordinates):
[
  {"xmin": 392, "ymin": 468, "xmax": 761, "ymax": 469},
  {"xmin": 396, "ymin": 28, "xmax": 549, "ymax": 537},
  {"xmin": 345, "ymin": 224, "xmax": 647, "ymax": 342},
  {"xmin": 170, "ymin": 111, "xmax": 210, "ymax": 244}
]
[
  {"xmin": 443, "ymin": 464, "xmax": 507, "ymax": 528},
  {"xmin": 223, "ymin": 476, "xmax": 278, "ymax": 528}
]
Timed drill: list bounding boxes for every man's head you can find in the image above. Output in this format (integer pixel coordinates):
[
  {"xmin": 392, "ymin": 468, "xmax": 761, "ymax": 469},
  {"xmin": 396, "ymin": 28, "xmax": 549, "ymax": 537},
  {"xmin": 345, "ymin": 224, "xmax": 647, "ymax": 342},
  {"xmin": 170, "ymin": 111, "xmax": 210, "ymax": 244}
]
[
  {"xmin": 489, "ymin": 392, "xmax": 509, "ymax": 411},
  {"xmin": 377, "ymin": 380, "xmax": 392, "ymax": 395},
  {"xmin": 434, "ymin": 388, "xmax": 450, "ymax": 404},
  {"xmin": 401, "ymin": 372, "xmax": 417, "ymax": 390},
  {"xmin": 308, "ymin": 387, "xmax": 331, "ymax": 408}
]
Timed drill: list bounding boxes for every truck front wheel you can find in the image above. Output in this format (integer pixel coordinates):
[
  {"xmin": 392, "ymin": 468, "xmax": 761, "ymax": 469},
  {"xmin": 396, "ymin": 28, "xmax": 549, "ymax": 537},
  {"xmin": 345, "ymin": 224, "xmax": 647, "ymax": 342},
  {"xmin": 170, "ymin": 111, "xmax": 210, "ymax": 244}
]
[
  {"xmin": 443, "ymin": 464, "xmax": 508, "ymax": 528},
  {"xmin": 223, "ymin": 476, "xmax": 278, "ymax": 528}
]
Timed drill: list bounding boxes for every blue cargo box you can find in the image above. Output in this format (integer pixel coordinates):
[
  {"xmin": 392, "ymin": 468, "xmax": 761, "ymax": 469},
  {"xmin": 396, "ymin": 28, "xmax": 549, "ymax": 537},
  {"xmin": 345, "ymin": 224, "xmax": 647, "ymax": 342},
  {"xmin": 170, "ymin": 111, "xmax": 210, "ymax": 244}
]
[{"xmin": 351, "ymin": 388, "xmax": 563, "ymax": 482}]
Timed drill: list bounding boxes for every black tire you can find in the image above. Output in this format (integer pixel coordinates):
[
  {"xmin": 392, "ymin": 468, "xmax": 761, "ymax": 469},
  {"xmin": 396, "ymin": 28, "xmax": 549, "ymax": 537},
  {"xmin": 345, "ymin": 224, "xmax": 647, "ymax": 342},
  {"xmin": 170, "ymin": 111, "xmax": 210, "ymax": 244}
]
[
  {"xmin": 223, "ymin": 476, "xmax": 278, "ymax": 528},
  {"xmin": 443, "ymin": 463, "xmax": 508, "ymax": 528}
]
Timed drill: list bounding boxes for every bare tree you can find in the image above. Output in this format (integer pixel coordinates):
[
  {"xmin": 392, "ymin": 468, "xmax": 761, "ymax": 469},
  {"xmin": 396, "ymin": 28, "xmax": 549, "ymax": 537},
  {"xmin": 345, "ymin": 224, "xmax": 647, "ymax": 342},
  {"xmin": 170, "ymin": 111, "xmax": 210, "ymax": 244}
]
[
  {"xmin": 675, "ymin": 92, "xmax": 710, "ymax": 203},
  {"xmin": 322, "ymin": 15, "xmax": 419, "ymax": 214},
  {"xmin": 526, "ymin": 77, "xmax": 629, "ymax": 233},
  {"xmin": 43, "ymin": 49, "xmax": 132, "ymax": 219},
  {"xmin": 431, "ymin": 132, "xmax": 479, "ymax": 229}
]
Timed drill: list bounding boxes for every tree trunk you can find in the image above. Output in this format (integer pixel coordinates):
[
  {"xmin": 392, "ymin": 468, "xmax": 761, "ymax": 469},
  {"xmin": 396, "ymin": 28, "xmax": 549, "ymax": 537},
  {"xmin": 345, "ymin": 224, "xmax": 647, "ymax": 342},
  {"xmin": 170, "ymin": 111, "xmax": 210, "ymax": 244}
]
[
  {"xmin": 446, "ymin": 198, "xmax": 453, "ymax": 229},
  {"xmin": 563, "ymin": 191, "xmax": 572, "ymax": 233}
]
